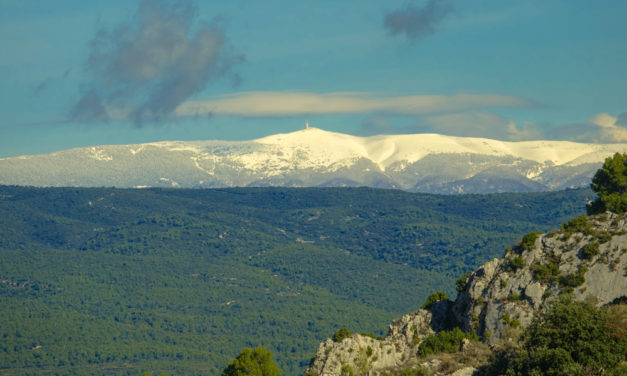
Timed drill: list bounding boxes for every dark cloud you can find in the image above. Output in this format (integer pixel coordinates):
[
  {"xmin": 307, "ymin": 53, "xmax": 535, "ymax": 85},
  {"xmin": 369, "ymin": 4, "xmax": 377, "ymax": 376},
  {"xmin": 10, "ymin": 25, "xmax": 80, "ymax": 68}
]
[
  {"xmin": 384, "ymin": 0, "xmax": 454, "ymax": 42},
  {"xmin": 69, "ymin": 89, "xmax": 107, "ymax": 122},
  {"xmin": 70, "ymin": 0, "xmax": 243, "ymax": 124},
  {"xmin": 33, "ymin": 78, "xmax": 51, "ymax": 97},
  {"xmin": 33, "ymin": 69, "xmax": 71, "ymax": 97}
]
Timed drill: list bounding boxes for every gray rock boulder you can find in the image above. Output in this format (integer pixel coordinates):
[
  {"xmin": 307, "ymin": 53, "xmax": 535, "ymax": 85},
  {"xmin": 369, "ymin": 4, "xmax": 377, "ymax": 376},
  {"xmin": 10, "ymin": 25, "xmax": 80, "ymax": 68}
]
[{"xmin": 305, "ymin": 309, "xmax": 437, "ymax": 375}]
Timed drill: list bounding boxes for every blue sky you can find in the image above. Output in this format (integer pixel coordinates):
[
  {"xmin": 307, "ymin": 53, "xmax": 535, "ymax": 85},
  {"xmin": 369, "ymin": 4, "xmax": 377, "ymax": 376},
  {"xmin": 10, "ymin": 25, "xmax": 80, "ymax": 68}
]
[{"xmin": 1, "ymin": 0, "xmax": 626, "ymax": 157}]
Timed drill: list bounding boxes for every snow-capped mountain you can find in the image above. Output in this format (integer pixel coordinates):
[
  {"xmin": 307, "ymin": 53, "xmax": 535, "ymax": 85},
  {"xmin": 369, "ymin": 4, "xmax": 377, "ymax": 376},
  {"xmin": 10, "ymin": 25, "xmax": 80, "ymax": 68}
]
[{"xmin": 1, "ymin": 127, "xmax": 625, "ymax": 193}]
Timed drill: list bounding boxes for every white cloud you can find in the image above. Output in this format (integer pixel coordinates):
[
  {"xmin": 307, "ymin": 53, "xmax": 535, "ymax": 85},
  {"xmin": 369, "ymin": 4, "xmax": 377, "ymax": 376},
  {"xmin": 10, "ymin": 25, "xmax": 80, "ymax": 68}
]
[
  {"xmin": 359, "ymin": 110, "xmax": 627, "ymax": 143},
  {"xmin": 589, "ymin": 113, "xmax": 627, "ymax": 142},
  {"xmin": 424, "ymin": 111, "xmax": 543, "ymax": 140},
  {"xmin": 174, "ymin": 91, "xmax": 533, "ymax": 118},
  {"xmin": 590, "ymin": 113, "xmax": 617, "ymax": 128},
  {"xmin": 506, "ymin": 121, "xmax": 544, "ymax": 141}
]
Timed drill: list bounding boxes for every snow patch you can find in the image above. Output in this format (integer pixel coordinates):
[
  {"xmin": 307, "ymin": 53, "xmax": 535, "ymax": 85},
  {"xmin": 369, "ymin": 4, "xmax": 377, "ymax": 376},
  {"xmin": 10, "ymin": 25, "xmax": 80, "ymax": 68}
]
[
  {"xmin": 190, "ymin": 156, "xmax": 216, "ymax": 176},
  {"xmin": 525, "ymin": 165, "xmax": 545, "ymax": 180},
  {"xmin": 129, "ymin": 146, "xmax": 146, "ymax": 155},
  {"xmin": 87, "ymin": 147, "xmax": 112, "ymax": 161},
  {"xmin": 159, "ymin": 177, "xmax": 179, "ymax": 187}
]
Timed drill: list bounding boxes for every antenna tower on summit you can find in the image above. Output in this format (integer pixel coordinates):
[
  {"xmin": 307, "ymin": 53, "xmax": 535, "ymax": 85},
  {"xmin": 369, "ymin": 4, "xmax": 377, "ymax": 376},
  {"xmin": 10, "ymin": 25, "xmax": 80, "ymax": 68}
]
[{"xmin": 305, "ymin": 120, "xmax": 310, "ymax": 129}]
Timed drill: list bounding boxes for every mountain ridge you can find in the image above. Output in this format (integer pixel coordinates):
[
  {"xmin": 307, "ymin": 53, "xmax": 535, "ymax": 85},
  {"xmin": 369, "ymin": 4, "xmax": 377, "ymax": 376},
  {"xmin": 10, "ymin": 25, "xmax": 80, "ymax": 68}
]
[{"xmin": 1, "ymin": 128, "xmax": 626, "ymax": 193}]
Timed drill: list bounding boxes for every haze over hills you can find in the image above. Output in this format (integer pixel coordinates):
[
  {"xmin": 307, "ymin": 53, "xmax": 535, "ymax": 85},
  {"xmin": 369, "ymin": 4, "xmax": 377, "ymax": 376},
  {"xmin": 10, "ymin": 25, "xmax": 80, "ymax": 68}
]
[{"xmin": 1, "ymin": 127, "xmax": 625, "ymax": 193}]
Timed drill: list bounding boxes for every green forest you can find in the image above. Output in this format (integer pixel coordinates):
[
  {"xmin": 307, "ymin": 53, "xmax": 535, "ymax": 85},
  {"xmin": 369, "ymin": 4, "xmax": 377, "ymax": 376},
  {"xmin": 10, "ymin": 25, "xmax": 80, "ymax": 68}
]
[{"xmin": 0, "ymin": 185, "xmax": 594, "ymax": 375}]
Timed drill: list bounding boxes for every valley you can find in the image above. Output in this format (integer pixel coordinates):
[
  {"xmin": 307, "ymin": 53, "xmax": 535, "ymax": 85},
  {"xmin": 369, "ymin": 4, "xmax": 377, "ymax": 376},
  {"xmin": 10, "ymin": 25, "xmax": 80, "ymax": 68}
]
[{"xmin": 0, "ymin": 186, "xmax": 593, "ymax": 375}]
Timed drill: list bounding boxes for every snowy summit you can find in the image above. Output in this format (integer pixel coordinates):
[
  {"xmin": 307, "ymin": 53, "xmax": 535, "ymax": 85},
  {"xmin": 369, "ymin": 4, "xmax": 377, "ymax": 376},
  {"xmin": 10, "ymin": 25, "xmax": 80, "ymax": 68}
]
[{"xmin": 0, "ymin": 128, "xmax": 625, "ymax": 194}]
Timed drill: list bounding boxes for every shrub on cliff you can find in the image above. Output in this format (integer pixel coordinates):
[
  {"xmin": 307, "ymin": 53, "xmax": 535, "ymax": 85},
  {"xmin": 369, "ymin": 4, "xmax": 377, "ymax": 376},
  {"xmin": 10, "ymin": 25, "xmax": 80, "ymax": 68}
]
[
  {"xmin": 456, "ymin": 271, "xmax": 473, "ymax": 292},
  {"xmin": 421, "ymin": 291, "xmax": 449, "ymax": 309},
  {"xmin": 488, "ymin": 296, "xmax": 626, "ymax": 375},
  {"xmin": 417, "ymin": 327, "xmax": 478, "ymax": 357},
  {"xmin": 519, "ymin": 231, "xmax": 541, "ymax": 252},
  {"xmin": 332, "ymin": 328, "xmax": 352, "ymax": 342},
  {"xmin": 589, "ymin": 152, "xmax": 627, "ymax": 214}
]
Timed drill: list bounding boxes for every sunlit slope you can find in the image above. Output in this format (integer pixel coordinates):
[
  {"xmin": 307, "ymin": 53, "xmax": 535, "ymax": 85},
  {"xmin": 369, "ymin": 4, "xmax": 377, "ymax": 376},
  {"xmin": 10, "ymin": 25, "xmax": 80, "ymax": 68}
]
[{"xmin": 1, "ymin": 128, "xmax": 624, "ymax": 192}]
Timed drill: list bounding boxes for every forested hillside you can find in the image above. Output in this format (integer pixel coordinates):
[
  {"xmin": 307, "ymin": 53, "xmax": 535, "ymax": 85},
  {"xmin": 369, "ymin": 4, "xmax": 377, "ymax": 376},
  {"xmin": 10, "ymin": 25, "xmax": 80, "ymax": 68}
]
[{"xmin": 0, "ymin": 186, "xmax": 593, "ymax": 375}]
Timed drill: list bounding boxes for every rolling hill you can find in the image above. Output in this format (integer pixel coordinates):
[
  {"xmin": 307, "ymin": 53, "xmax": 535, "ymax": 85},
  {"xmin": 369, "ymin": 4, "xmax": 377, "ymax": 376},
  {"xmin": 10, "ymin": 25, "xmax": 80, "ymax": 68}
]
[{"xmin": 0, "ymin": 185, "xmax": 594, "ymax": 375}]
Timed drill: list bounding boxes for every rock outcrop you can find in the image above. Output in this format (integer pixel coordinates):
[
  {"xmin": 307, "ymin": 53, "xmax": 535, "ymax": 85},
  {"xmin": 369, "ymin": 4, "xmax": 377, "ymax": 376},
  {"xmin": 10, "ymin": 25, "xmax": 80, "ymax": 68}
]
[
  {"xmin": 305, "ymin": 212, "xmax": 627, "ymax": 375},
  {"xmin": 306, "ymin": 309, "xmax": 439, "ymax": 375},
  {"xmin": 453, "ymin": 212, "xmax": 627, "ymax": 343}
]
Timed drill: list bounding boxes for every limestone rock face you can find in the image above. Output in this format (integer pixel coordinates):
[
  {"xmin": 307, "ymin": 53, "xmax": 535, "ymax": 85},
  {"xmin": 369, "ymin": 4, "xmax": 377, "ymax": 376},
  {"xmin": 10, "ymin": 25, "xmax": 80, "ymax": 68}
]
[
  {"xmin": 453, "ymin": 212, "xmax": 627, "ymax": 343},
  {"xmin": 305, "ymin": 309, "xmax": 437, "ymax": 375},
  {"xmin": 449, "ymin": 367, "xmax": 477, "ymax": 376},
  {"xmin": 305, "ymin": 212, "xmax": 627, "ymax": 375}
]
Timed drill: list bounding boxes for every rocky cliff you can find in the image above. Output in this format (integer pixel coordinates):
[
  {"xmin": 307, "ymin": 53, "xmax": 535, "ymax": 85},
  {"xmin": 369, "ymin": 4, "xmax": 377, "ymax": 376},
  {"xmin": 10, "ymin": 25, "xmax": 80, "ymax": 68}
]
[
  {"xmin": 306, "ymin": 310, "xmax": 435, "ymax": 376},
  {"xmin": 305, "ymin": 212, "xmax": 627, "ymax": 376},
  {"xmin": 452, "ymin": 212, "xmax": 627, "ymax": 344}
]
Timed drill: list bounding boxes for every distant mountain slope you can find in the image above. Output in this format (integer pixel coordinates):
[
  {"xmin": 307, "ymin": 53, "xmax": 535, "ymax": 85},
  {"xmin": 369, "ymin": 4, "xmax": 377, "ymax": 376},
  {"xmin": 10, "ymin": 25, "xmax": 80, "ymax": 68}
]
[
  {"xmin": 0, "ymin": 186, "xmax": 592, "ymax": 375},
  {"xmin": 1, "ymin": 128, "xmax": 625, "ymax": 193}
]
